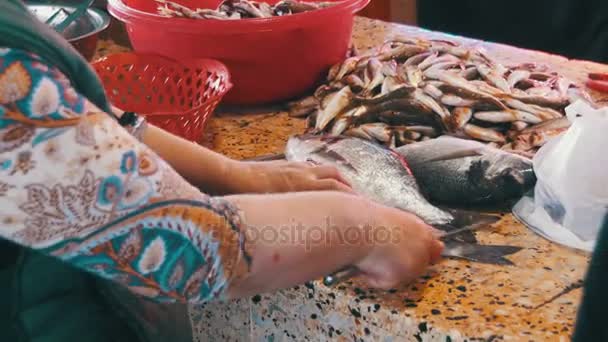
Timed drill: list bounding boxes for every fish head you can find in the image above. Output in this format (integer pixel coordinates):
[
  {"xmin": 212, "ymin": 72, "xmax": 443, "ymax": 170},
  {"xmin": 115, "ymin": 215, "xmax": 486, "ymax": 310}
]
[
  {"xmin": 285, "ymin": 134, "xmax": 328, "ymax": 160},
  {"xmin": 470, "ymin": 152, "xmax": 537, "ymax": 200}
]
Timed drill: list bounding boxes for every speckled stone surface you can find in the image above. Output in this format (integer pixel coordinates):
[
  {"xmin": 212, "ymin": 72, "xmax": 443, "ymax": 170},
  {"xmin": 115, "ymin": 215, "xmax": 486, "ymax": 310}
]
[{"xmin": 96, "ymin": 16, "xmax": 608, "ymax": 341}]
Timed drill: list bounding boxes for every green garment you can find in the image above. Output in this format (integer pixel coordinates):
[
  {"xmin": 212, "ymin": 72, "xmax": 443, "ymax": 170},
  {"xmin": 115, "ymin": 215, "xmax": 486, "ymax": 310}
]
[
  {"xmin": 0, "ymin": 1, "xmax": 192, "ymax": 341},
  {"xmin": 573, "ymin": 216, "xmax": 608, "ymax": 341},
  {"xmin": 0, "ymin": 243, "xmax": 139, "ymax": 342}
]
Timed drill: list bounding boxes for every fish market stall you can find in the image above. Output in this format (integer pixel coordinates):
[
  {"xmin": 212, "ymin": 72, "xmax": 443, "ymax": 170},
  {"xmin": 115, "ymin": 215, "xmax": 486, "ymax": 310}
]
[{"xmin": 96, "ymin": 16, "xmax": 608, "ymax": 341}]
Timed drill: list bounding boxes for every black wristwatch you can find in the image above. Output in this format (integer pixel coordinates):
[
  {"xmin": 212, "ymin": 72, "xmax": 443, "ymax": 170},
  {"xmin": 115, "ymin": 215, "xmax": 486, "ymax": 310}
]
[{"xmin": 118, "ymin": 111, "xmax": 147, "ymax": 141}]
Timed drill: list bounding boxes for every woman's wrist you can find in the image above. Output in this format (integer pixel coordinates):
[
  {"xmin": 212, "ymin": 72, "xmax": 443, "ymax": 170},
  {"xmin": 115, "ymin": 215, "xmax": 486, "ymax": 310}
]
[
  {"xmin": 184, "ymin": 149, "xmax": 240, "ymax": 195},
  {"xmin": 223, "ymin": 161, "xmax": 267, "ymax": 194}
]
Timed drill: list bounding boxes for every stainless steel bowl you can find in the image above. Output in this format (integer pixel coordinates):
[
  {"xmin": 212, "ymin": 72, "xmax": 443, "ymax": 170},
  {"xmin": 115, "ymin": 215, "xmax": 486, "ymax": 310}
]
[{"xmin": 27, "ymin": 3, "xmax": 110, "ymax": 61}]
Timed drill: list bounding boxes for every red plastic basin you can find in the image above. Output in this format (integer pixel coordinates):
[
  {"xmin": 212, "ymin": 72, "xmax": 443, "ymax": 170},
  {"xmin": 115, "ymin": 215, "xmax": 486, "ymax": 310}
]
[{"xmin": 107, "ymin": 0, "xmax": 369, "ymax": 105}]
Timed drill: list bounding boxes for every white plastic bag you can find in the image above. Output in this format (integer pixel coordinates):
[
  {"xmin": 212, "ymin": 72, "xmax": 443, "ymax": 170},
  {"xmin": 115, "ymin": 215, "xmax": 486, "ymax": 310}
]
[{"xmin": 513, "ymin": 100, "xmax": 608, "ymax": 252}]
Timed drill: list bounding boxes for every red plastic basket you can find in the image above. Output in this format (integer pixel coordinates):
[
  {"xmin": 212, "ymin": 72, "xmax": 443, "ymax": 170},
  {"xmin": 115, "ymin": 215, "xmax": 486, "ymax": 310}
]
[
  {"xmin": 92, "ymin": 52, "xmax": 232, "ymax": 142},
  {"xmin": 108, "ymin": 0, "xmax": 369, "ymax": 105}
]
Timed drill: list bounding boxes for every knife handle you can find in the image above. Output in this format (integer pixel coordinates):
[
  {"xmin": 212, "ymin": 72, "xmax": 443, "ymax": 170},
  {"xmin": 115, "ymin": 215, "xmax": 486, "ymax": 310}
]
[{"xmin": 322, "ymin": 266, "xmax": 360, "ymax": 287}]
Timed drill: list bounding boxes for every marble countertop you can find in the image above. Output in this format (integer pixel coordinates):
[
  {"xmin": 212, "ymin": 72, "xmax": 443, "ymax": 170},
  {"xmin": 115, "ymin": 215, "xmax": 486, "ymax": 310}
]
[{"xmin": 97, "ymin": 16, "xmax": 608, "ymax": 341}]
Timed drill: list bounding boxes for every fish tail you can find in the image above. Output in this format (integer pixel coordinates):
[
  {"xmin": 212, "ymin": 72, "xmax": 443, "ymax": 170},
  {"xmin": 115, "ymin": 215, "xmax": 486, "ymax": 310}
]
[{"xmin": 442, "ymin": 242, "xmax": 523, "ymax": 265}]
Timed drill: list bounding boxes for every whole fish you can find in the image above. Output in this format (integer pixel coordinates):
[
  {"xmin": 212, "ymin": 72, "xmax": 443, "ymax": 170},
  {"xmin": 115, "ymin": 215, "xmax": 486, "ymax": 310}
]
[
  {"xmin": 315, "ymin": 86, "xmax": 352, "ymax": 131},
  {"xmin": 396, "ymin": 136, "xmax": 537, "ymax": 205},
  {"xmin": 286, "ymin": 134, "xmax": 452, "ymax": 225},
  {"xmin": 284, "ymin": 134, "xmax": 522, "ymax": 265}
]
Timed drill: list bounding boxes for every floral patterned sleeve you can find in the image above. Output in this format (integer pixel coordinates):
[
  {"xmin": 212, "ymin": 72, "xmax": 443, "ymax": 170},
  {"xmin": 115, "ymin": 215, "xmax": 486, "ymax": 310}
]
[{"xmin": 0, "ymin": 48, "xmax": 250, "ymax": 304}]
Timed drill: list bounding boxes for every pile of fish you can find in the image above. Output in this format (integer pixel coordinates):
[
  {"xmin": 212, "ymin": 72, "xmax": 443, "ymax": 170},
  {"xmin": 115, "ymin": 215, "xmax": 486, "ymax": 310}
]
[
  {"xmin": 156, "ymin": 0, "xmax": 336, "ymax": 19},
  {"xmin": 284, "ymin": 134, "xmax": 528, "ymax": 265},
  {"xmin": 289, "ymin": 38, "xmax": 594, "ymax": 154}
]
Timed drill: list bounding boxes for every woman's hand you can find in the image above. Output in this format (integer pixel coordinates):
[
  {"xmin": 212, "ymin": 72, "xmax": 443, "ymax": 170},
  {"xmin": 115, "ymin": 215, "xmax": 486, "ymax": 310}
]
[
  {"xmin": 229, "ymin": 160, "xmax": 354, "ymax": 194},
  {"xmin": 354, "ymin": 204, "xmax": 444, "ymax": 290},
  {"xmin": 224, "ymin": 192, "xmax": 443, "ymax": 298},
  {"xmin": 139, "ymin": 125, "xmax": 353, "ymax": 195}
]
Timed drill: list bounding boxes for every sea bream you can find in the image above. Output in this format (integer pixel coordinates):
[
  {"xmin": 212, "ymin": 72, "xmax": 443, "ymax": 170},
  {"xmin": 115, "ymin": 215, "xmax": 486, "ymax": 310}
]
[
  {"xmin": 288, "ymin": 134, "xmax": 453, "ymax": 224},
  {"xmin": 284, "ymin": 134, "xmax": 522, "ymax": 265},
  {"xmin": 396, "ymin": 136, "xmax": 537, "ymax": 206}
]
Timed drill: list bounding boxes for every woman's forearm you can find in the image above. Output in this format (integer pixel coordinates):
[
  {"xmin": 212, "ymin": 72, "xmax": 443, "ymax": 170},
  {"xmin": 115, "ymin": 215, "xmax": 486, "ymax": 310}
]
[
  {"xmin": 223, "ymin": 191, "xmax": 372, "ymax": 298},
  {"xmin": 142, "ymin": 124, "xmax": 240, "ymax": 195},
  {"xmin": 140, "ymin": 124, "xmax": 354, "ymax": 196},
  {"xmin": 109, "ymin": 106, "xmax": 238, "ymax": 194}
]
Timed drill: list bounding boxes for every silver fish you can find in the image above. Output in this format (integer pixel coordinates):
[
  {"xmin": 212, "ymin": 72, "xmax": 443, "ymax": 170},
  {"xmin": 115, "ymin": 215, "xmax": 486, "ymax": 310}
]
[
  {"xmin": 463, "ymin": 124, "xmax": 506, "ymax": 143},
  {"xmin": 461, "ymin": 66, "xmax": 479, "ymax": 80},
  {"xmin": 417, "ymin": 52, "xmax": 440, "ymax": 70},
  {"xmin": 510, "ymin": 117, "xmax": 571, "ymax": 150},
  {"xmin": 404, "ymin": 65, "xmax": 423, "ymax": 87},
  {"xmin": 555, "ymin": 77, "xmax": 572, "ymax": 98},
  {"xmin": 507, "ymin": 70, "xmax": 530, "ymax": 88},
  {"xmin": 360, "ymin": 122, "xmax": 392, "ymax": 142},
  {"xmin": 288, "ymin": 96, "xmax": 318, "ymax": 118},
  {"xmin": 334, "ymin": 57, "xmax": 359, "ymax": 81},
  {"xmin": 512, "ymin": 121, "xmax": 529, "ymax": 131},
  {"xmin": 380, "ymin": 76, "xmax": 403, "ymax": 95},
  {"xmin": 411, "ymin": 89, "xmax": 451, "ymax": 123},
  {"xmin": 404, "ymin": 51, "xmax": 433, "ymax": 67},
  {"xmin": 424, "ymin": 61, "xmax": 461, "ymax": 75},
  {"xmin": 526, "ymin": 86, "xmax": 553, "ymax": 97},
  {"xmin": 378, "ymin": 44, "xmax": 429, "ymax": 62},
  {"xmin": 511, "ymin": 92, "xmax": 570, "ymax": 108},
  {"xmin": 529, "ymin": 72, "xmax": 555, "ymax": 81},
  {"xmin": 473, "ymin": 110, "xmax": 542, "ymax": 124},
  {"xmin": 331, "ymin": 106, "xmax": 366, "ymax": 136},
  {"xmin": 420, "ymin": 54, "xmax": 460, "ymax": 71},
  {"xmin": 425, "ymin": 69, "xmax": 507, "ymax": 109},
  {"xmin": 475, "ymin": 63, "xmax": 511, "ymax": 93},
  {"xmin": 504, "ymin": 98, "xmax": 562, "ymax": 120},
  {"xmin": 396, "ymin": 136, "xmax": 536, "ymax": 205},
  {"xmin": 449, "ymin": 107, "xmax": 473, "ymax": 129},
  {"xmin": 363, "ymin": 58, "xmax": 385, "ymax": 95},
  {"xmin": 429, "ymin": 44, "xmax": 472, "ymax": 59},
  {"xmin": 441, "ymin": 94, "xmax": 476, "ymax": 107},
  {"xmin": 381, "ymin": 60, "xmax": 399, "ymax": 77},
  {"xmin": 423, "ymin": 83, "xmax": 444, "ymax": 100},
  {"xmin": 401, "ymin": 125, "xmax": 439, "ymax": 137},
  {"xmin": 315, "ymin": 86, "xmax": 352, "ymax": 131},
  {"xmin": 344, "ymin": 126, "xmax": 372, "ymax": 140},
  {"xmin": 343, "ymin": 74, "xmax": 365, "ymax": 93},
  {"xmin": 257, "ymin": 2, "xmax": 273, "ymax": 16},
  {"xmin": 286, "ymin": 134, "xmax": 452, "ymax": 225},
  {"xmin": 233, "ymin": 1, "xmax": 266, "ymax": 17}
]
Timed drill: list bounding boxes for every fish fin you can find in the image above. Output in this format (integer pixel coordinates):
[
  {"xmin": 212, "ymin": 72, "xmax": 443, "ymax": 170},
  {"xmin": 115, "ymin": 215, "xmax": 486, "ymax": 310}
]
[
  {"xmin": 424, "ymin": 147, "xmax": 487, "ymax": 162},
  {"xmin": 315, "ymin": 146, "xmax": 359, "ymax": 173},
  {"xmin": 442, "ymin": 242, "xmax": 523, "ymax": 265}
]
